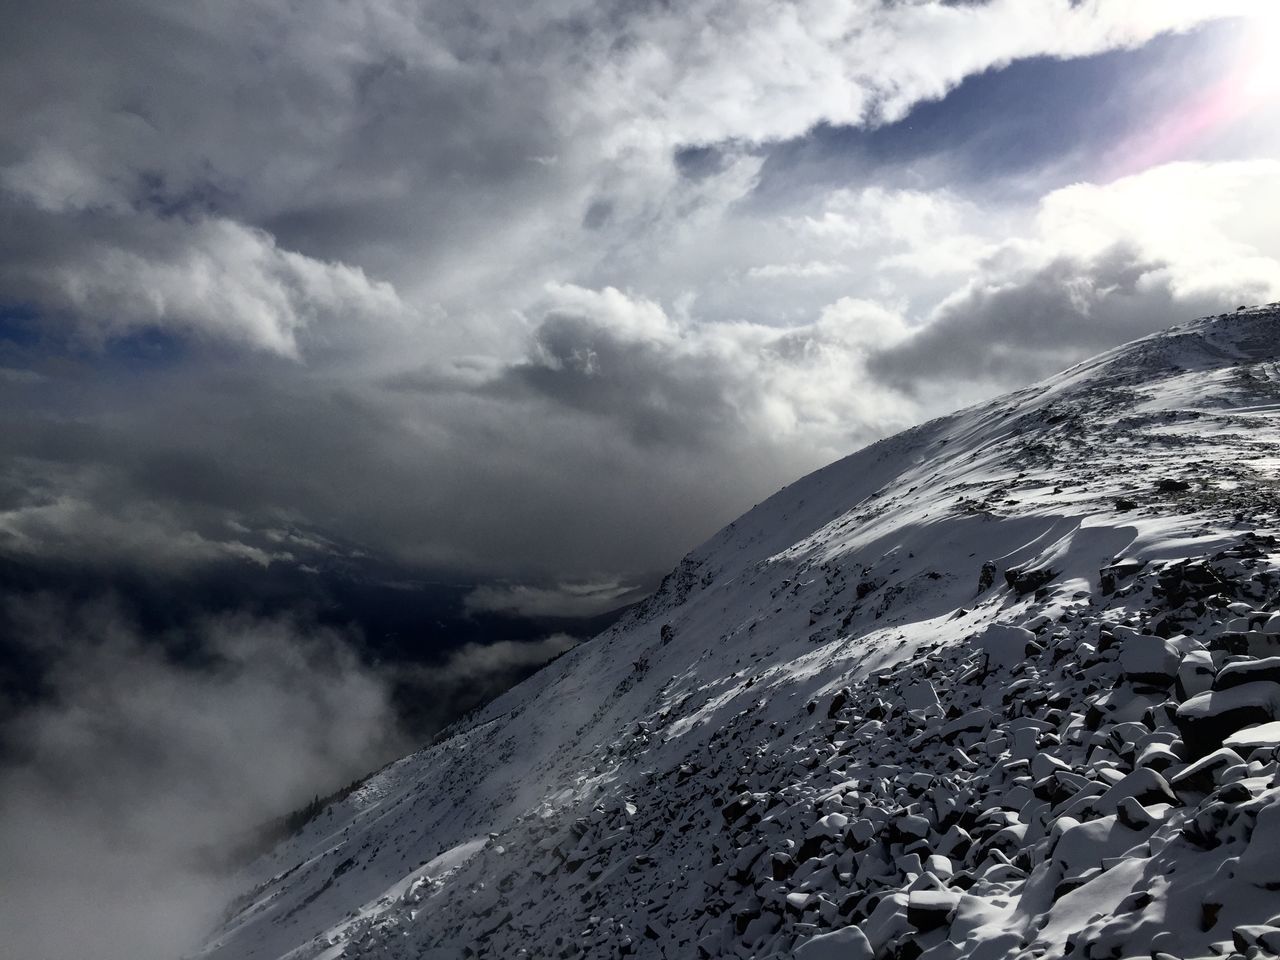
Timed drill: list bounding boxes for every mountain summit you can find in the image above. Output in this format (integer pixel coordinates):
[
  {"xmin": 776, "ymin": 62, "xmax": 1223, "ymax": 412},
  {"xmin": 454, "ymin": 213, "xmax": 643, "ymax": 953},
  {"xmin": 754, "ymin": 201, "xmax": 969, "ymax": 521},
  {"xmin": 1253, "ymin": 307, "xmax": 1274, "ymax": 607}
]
[{"xmin": 200, "ymin": 305, "xmax": 1280, "ymax": 960}]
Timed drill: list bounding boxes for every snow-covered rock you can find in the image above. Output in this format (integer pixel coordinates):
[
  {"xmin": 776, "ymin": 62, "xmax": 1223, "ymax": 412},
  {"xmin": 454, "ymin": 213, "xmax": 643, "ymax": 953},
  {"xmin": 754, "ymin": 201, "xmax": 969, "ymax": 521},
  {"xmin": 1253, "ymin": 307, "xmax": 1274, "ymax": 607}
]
[{"xmin": 197, "ymin": 305, "xmax": 1280, "ymax": 960}]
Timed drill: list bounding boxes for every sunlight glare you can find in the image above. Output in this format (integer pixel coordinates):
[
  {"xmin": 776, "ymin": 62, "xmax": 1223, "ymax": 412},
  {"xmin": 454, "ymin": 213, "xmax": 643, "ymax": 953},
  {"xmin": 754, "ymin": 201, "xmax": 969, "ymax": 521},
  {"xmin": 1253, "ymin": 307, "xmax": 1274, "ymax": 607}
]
[{"xmin": 1239, "ymin": 10, "xmax": 1280, "ymax": 101}]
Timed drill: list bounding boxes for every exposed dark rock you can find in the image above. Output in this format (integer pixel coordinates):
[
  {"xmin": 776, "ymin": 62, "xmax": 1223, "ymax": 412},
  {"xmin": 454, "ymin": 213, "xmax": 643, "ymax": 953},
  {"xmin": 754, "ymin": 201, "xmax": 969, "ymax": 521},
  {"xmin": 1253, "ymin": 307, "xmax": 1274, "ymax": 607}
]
[{"xmin": 1004, "ymin": 564, "xmax": 1057, "ymax": 595}]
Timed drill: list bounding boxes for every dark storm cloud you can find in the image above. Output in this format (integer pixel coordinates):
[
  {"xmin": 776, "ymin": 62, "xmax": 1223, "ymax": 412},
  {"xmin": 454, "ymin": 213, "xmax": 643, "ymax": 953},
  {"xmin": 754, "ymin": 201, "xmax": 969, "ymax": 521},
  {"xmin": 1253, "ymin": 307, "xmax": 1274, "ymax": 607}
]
[
  {"xmin": 0, "ymin": 357, "xmax": 754, "ymax": 580},
  {"xmin": 506, "ymin": 312, "xmax": 739, "ymax": 447},
  {"xmin": 871, "ymin": 245, "xmax": 1237, "ymax": 390},
  {"xmin": 0, "ymin": 0, "xmax": 575, "ymax": 343},
  {"xmin": 674, "ymin": 145, "xmax": 734, "ymax": 181},
  {"xmin": 0, "ymin": 277, "xmax": 917, "ymax": 584}
]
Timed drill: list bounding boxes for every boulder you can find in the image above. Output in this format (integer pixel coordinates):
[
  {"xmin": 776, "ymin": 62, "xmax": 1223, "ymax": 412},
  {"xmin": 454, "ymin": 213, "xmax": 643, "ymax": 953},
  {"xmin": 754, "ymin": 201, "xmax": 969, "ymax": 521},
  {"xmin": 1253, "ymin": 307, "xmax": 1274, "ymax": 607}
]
[
  {"xmin": 1236, "ymin": 800, "xmax": 1280, "ymax": 890},
  {"xmin": 1089, "ymin": 768, "xmax": 1178, "ymax": 817},
  {"xmin": 942, "ymin": 708, "xmax": 994, "ymax": 743},
  {"xmin": 977, "ymin": 624, "xmax": 1036, "ymax": 672},
  {"xmin": 1214, "ymin": 657, "xmax": 1280, "ymax": 691},
  {"xmin": 1099, "ymin": 558, "xmax": 1145, "ymax": 594},
  {"xmin": 1169, "ymin": 748, "xmax": 1246, "ymax": 795},
  {"xmin": 1177, "ymin": 650, "xmax": 1216, "ymax": 700},
  {"xmin": 1003, "ymin": 564, "xmax": 1057, "ymax": 596},
  {"xmin": 1234, "ymin": 926, "xmax": 1280, "ymax": 954},
  {"xmin": 1118, "ymin": 635, "xmax": 1180, "ymax": 687},
  {"xmin": 1224, "ymin": 720, "xmax": 1280, "ymax": 753},
  {"xmin": 977, "ymin": 561, "xmax": 998, "ymax": 594},
  {"xmin": 863, "ymin": 893, "xmax": 912, "ymax": 953},
  {"xmin": 906, "ymin": 890, "xmax": 960, "ymax": 932},
  {"xmin": 1175, "ymin": 682, "xmax": 1280, "ymax": 758}
]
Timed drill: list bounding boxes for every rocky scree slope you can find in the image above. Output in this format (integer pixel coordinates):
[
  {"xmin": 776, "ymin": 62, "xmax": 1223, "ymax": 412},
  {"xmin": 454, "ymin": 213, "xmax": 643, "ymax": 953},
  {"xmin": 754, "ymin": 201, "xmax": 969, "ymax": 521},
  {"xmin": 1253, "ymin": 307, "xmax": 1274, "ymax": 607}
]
[{"xmin": 199, "ymin": 306, "xmax": 1280, "ymax": 960}]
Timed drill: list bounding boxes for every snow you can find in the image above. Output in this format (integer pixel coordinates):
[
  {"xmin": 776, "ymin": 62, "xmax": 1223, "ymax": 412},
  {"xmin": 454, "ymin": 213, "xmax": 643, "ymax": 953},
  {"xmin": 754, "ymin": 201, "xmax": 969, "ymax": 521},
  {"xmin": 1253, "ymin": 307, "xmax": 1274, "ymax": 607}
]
[
  {"xmin": 1178, "ymin": 683, "xmax": 1280, "ymax": 720},
  {"xmin": 1225, "ymin": 721, "xmax": 1280, "ymax": 751},
  {"xmin": 976, "ymin": 624, "xmax": 1034, "ymax": 672},
  {"xmin": 195, "ymin": 305, "xmax": 1280, "ymax": 960},
  {"xmin": 793, "ymin": 924, "xmax": 873, "ymax": 960}
]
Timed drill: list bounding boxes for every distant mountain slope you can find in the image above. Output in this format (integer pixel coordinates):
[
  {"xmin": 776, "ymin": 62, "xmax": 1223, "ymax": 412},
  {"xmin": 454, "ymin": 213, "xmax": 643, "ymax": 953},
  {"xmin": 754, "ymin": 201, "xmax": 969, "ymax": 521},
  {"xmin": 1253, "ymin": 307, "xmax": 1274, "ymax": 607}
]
[{"xmin": 199, "ymin": 305, "xmax": 1280, "ymax": 960}]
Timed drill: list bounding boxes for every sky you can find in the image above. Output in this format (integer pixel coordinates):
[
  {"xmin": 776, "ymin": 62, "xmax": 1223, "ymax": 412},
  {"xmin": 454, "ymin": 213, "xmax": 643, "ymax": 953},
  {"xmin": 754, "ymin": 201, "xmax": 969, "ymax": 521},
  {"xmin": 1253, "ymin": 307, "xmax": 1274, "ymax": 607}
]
[
  {"xmin": 2, "ymin": 2, "xmax": 1280, "ymax": 956},
  {"xmin": 2, "ymin": 0, "xmax": 1279, "ymax": 599}
]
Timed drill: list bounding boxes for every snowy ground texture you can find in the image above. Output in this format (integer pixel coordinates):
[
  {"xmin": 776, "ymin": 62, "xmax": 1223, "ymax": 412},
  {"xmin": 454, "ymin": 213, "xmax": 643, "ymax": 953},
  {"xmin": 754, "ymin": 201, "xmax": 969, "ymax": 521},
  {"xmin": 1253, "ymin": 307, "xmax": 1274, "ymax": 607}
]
[{"xmin": 199, "ymin": 306, "xmax": 1280, "ymax": 960}]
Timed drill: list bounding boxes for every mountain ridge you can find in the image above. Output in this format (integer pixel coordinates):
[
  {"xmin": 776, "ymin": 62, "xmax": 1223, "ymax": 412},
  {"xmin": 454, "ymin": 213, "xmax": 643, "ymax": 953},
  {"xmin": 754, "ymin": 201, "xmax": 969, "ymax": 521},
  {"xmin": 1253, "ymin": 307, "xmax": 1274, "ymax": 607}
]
[{"xmin": 199, "ymin": 304, "xmax": 1280, "ymax": 960}]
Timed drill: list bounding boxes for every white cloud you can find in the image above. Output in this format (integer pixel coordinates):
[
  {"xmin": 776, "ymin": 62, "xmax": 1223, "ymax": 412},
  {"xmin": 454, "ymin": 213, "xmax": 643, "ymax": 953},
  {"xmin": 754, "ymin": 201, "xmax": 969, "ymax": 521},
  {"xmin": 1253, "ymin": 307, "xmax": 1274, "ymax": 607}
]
[
  {"xmin": 748, "ymin": 261, "xmax": 850, "ymax": 280},
  {"xmin": 0, "ymin": 606, "xmax": 407, "ymax": 960},
  {"xmin": 780, "ymin": 186, "xmax": 998, "ymax": 284},
  {"xmin": 0, "ymin": 494, "xmax": 280, "ymax": 569},
  {"xmin": 872, "ymin": 160, "xmax": 1280, "ymax": 388},
  {"xmin": 540, "ymin": 283, "xmax": 678, "ymax": 347},
  {"xmin": 576, "ymin": 0, "xmax": 1257, "ymax": 154},
  {"xmin": 430, "ymin": 634, "xmax": 581, "ymax": 683},
  {"xmin": 515, "ymin": 284, "xmax": 918, "ymax": 457},
  {"xmin": 0, "ymin": 145, "xmax": 114, "ymax": 213},
  {"xmin": 1034, "ymin": 159, "xmax": 1280, "ymax": 303},
  {"xmin": 2, "ymin": 216, "xmax": 410, "ymax": 357},
  {"xmin": 519, "ymin": 158, "xmax": 1280, "ymax": 460}
]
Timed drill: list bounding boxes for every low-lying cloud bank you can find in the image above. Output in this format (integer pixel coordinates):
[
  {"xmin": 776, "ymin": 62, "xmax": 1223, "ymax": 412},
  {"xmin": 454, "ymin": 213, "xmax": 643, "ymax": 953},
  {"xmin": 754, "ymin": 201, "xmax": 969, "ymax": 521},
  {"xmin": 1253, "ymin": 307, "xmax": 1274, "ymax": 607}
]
[{"xmin": 0, "ymin": 595, "xmax": 583, "ymax": 960}]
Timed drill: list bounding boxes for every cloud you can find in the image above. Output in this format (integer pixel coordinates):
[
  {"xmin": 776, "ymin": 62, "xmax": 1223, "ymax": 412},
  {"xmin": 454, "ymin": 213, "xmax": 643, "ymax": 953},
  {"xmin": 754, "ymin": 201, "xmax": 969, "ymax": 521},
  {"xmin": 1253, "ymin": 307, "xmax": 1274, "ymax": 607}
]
[
  {"xmin": 0, "ymin": 366, "xmax": 45, "ymax": 384},
  {"xmin": 872, "ymin": 160, "xmax": 1280, "ymax": 388},
  {"xmin": 3, "ymin": 158, "xmax": 1276, "ymax": 589},
  {"xmin": 0, "ymin": 209, "xmax": 410, "ymax": 356},
  {"xmin": 0, "ymin": 279, "xmax": 921, "ymax": 582},
  {"xmin": 794, "ymin": 186, "xmax": 992, "ymax": 278},
  {"xmin": 0, "ymin": 601, "xmax": 409, "ymax": 960},
  {"xmin": 748, "ymin": 261, "xmax": 850, "ymax": 280},
  {"xmin": 464, "ymin": 580, "xmax": 644, "ymax": 618},
  {"xmin": 570, "ymin": 0, "xmax": 1254, "ymax": 152},
  {"xmin": 872, "ymin": 243, "xmax": 1202, "ymax": 387},
  {"xmin": 429, "ymin": 633, "xmax": 581, "ymax": 685},
  {"xmin": 0, "ymin": 590, "xmax": 605, "ymax": 960},
  {"xmin": 1035, "ymin": 159, "xmax": 1280, "ymax": 301},
  {"xmin": 0, "ymin": 492, "xmax": 281, "ymax": 570},
  {"xmin": 0, "ymin": 0, "xmax": 1258, "ymax": 355},
  {"xmin": 503, "ymin": 282, "xmax": 916, "ymax": 450}
]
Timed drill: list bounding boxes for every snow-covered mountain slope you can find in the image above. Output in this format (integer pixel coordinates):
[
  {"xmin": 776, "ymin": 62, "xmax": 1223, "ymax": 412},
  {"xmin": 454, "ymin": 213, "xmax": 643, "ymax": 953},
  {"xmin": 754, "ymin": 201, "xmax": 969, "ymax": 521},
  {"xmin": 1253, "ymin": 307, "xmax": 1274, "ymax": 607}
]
[{"xmin": 200, "ymin": 306, "xmax": 1280, "ymax": 960}]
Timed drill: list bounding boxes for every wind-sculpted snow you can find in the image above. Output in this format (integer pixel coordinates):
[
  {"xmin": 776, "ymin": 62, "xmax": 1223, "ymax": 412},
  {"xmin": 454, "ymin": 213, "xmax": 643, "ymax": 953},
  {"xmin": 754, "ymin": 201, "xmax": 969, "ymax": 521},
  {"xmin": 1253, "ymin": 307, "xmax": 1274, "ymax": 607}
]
[{"xmin": 198, "ymin": 305, "xmax": 1280, "ymax": 960}]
